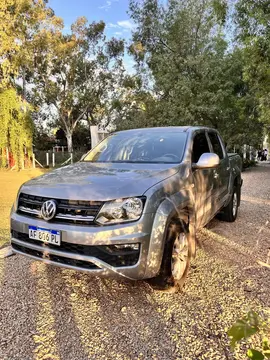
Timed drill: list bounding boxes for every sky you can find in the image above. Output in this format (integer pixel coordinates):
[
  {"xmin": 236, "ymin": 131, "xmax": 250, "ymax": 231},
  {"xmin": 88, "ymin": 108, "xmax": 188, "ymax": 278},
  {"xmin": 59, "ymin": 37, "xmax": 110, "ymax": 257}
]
[{"xmin": 48, "ymin": 0, "xmax": 135, "ymax": 72}]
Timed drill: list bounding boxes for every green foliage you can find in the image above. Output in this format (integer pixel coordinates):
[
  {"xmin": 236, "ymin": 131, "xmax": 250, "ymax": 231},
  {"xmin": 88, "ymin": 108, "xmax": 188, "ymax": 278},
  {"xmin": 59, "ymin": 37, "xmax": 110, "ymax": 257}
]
[
  {"xmin": 126, "ymin": 0, "xmax": 269, "ymax": 147},
  {"xmin": 247, "ymin": 349, "xmax": 265, "ymax": 360},
  {"xmin": 242, "ymin": 159, "xmax": 257, "ymax": 169},
  {"xmin": 128, "ymin": 0, "xmax": 264, "ymax": 146},
  {"xmin": 0, "ymin": 88, "xmax": 33, "ymax": 168},
  {"xmin": 113, "ymin": 73, "xmax": 158, "ymax": 131},
  {"xmin": 235, "ymin": 0, "xmax": 270, "ymax": 126},
  {"xmin": 228, "ymin": 311, "xmax": 270, "ymax": 359},
  {"xmin": 1, "ymin": 0, "xmax": 268, "ymax": 155},
  {"xmin": 0, "ymin": 0, "xmax": 63, "ymax": 90},
  {"xmin": 33, "ymin": 17, "xmax": 125, "ymax": 151},
  {"xmin": 55, "ymin": 124, "xmax": 91, "ymax": 150},
  {"xmin": 0, "ymin": 0, "xmax": 62, "ymax": 166},
  {"xmin": 228, "ymin": 311, "xmax": 259, "ymax": 347}
]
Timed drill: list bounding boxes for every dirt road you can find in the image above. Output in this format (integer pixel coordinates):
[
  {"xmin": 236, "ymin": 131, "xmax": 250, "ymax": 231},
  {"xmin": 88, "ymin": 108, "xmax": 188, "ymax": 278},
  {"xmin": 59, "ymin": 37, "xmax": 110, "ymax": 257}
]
[{"xmin": 0, "ymin": 165, "xmax": 269, "ymax": 360}]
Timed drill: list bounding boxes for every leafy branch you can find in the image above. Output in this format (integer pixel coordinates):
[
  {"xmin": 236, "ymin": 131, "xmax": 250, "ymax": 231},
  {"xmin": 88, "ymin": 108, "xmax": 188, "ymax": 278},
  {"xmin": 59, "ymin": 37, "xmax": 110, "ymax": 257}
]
[{"xmin": 228, "ymin": 311, "xmax": 270, "ymax": 359}]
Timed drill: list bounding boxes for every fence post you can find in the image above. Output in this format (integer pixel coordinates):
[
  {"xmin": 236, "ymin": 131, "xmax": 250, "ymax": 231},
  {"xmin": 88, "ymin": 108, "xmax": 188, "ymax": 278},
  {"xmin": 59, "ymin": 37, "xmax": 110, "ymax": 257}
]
[
  {"xmin": 46, "ymin": 152, "xmax": 49, "ymax": 167},
  {"xmin": 52, "ymin": 153, "xmax": 55, "ymax": 167},
  {"xmin": 70, "ymin": 153, "xmax": 73, "ymax": 164},
  {"xmin": 243, "ymin": 145, "xmax": 246, "ymax": 160},
  {"xmin": 32, "ymin": 153, "xmax": 36, "ymax": 169},
  {"xmin": 62, "ymin": 146, "xmax": 64, "ymax": 153}
]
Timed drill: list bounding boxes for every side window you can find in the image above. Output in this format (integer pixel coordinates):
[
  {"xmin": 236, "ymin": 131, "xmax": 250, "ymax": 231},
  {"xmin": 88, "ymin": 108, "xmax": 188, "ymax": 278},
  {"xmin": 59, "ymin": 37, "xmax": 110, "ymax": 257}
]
[
  {"xmin": 208, "ymin": 132, "xmax": 224, "ymax": 160},
  {"xmin": 192, "ymin": 132, "xmax": 210, "ymax": 163}
]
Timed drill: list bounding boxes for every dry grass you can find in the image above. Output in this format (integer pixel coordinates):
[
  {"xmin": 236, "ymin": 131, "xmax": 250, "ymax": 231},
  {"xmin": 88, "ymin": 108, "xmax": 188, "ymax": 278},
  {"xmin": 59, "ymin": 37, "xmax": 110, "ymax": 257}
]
[{"xmin": 0, "ymin": 169, "xmax": 46, "ymax": 248}]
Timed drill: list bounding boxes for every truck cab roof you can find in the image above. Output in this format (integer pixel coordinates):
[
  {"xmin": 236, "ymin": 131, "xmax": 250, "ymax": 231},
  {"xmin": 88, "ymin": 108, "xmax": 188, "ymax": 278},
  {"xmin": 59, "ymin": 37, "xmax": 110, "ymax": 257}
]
[{"xmin": 115, "ymin": 126, "xmax": 217, "ymax": 135}]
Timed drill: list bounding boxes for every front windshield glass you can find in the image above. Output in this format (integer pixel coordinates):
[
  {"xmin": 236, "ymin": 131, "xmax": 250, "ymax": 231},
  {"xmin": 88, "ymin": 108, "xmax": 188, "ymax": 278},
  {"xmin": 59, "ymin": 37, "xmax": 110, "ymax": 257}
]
[{"xmin": 83, "ymin": 131, "xmax": 187, "ymax": 164}]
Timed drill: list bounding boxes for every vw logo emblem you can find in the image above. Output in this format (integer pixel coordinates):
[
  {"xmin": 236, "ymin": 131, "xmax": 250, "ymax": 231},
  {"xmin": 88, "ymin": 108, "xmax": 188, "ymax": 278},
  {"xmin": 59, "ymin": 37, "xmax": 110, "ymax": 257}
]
[{"xmin": 41, "ymin": 200, "xmax": 57, "ymax": 221}]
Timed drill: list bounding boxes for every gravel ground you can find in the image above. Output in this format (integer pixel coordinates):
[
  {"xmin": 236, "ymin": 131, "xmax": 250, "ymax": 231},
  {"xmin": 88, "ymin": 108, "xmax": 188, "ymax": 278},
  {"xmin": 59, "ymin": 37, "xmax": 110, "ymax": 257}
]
[{"xmin": 0, "ymin": 165, "xmax": 270, "ymax": 360}]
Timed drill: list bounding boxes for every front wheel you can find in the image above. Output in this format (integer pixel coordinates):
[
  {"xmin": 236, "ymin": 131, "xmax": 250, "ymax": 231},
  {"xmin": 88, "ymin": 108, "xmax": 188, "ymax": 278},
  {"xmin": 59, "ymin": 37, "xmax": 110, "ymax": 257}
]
[{"xmin": 148, "ymin": 222, "xmax": 191, "ymax": 291}]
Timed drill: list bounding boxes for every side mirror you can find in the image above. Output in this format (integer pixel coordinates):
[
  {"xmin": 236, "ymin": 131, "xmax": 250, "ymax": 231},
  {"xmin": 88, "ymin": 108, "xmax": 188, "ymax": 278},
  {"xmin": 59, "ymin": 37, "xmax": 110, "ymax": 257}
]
[{"xmin": 193, "ymin": 153, "xmax": 220, "ymax": 169}]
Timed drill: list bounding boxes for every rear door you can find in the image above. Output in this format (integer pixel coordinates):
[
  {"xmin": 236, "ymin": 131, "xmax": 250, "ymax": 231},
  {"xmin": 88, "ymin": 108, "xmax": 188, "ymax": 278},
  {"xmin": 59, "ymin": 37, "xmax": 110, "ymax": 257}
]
[
  {"xmin": 207, "ymin": 131, "xmax": 230, "ymax": 209},
  {"xmin": 191, "ymin": 131, "xmax": 214, "ymax": 228}
]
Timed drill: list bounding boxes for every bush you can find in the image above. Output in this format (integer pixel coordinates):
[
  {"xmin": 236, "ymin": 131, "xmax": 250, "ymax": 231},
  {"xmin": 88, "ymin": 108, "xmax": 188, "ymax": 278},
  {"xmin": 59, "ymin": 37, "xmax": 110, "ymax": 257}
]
[
  {"xmin": 228, "ymin": 311, "xmax": 270, "ymax": 359},
  {"xmin": 243, "ymin": 159, "xmax": 257, "ymax": 169}
]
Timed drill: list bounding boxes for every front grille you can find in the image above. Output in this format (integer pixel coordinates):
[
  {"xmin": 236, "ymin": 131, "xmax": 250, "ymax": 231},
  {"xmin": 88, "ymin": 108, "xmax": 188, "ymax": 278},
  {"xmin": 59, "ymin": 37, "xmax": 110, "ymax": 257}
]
[
  {"xmin": 12, "ymin": 231, "xmax": 140, "ymax": 267},
  {"xmin": 12, "ymin": 243, "xmax": 99, "ymax": 270},
  {"xmin": 17, "ymin": 193, "xmax": 103, "ymax": 225}
]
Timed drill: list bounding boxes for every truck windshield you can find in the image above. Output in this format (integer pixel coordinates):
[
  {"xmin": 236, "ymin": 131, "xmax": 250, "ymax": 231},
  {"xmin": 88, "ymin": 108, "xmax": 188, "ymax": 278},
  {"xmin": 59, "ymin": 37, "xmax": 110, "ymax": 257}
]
[{"xmin": 83, "ymin": 131, "xmax": 187, "ymax": 164}]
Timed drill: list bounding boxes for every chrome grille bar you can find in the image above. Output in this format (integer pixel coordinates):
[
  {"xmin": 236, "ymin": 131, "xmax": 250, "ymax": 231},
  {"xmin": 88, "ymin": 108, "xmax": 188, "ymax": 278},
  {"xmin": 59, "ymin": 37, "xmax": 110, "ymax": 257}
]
[
  {"xmin": 18, "ymin": 206, "xmax": 40, "ymax": 216},
  {"xmin": 18, "ymin": 206, "xmax": 96, "ymax": 222},
  {"xmin": 18, "ymin": 193, "xmax": 103, "ymax": 224},
  {"xmin": 55, "ymin": 213, "xmax": 95, "ymax": 222}
]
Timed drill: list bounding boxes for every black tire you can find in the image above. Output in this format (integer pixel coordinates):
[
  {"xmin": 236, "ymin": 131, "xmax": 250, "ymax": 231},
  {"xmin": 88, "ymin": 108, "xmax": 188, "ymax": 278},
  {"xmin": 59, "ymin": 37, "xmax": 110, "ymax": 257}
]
[
  {"xmin": 221, "ymin": 186, "xmax": 239, "ymax": 222},
  {"xmin": 148, "ymin": 222, "xmax": 191, "ymax": 291}
]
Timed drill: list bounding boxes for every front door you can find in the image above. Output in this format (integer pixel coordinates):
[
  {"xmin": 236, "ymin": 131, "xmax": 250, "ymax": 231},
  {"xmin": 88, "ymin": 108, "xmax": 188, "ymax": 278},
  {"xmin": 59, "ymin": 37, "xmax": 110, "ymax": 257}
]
[
  {"xmin": 207, "ymin": 131, "xmax": 230, "ymax": 210},
  {"xmin": 191, "ymin": 131, "xmax": 214, "ymax": 228}
]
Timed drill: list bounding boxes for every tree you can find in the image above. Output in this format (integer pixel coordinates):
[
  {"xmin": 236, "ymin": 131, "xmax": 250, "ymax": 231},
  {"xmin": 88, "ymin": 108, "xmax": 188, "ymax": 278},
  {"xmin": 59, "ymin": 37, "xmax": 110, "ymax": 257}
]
[
  {"xmin": 0, "ymin": 0, "xmax": 63, "ymax": 93},
  {"xmin": 128, "ymin": 0, "xmax": 263, "ymax": 146},
  {"xmin": 55, "ymin": 124, "xmax": 91, "ymax": 150},
  {"xmin": 0, "ymin": 0, "xmax": 62, "ymax": 167},
  {"xmin": 33, "ymin": 17, "xmax": 125, "ymax": 152},
  {"xmin": 113, "ymin": 74, "xmax": 157, "ymax": 130},
  {"xmin": 0, "ymin": 88, "xmax": 33, "ymax": 168},
  {"xmin": 235, "ymin": 0, "xmax": 270, "ymax": 126},
  {"xmin": 129, "ymin": 0, "xmax": 228, "ymax": 127}
]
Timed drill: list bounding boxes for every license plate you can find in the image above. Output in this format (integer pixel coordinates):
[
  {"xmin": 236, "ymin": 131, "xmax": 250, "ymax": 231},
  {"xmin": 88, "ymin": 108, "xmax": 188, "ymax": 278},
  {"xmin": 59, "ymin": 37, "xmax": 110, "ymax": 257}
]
[{"xmin": 29, "ymin": 226, "xmax": 61, "ymax": 246}]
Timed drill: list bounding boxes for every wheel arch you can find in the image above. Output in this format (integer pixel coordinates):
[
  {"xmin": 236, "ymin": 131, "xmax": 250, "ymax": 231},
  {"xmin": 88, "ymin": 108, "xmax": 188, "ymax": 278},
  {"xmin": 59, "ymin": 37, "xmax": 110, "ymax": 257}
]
[{"xmin": 144, "ymin": 199, "xmax": 196, "ymax": 279}]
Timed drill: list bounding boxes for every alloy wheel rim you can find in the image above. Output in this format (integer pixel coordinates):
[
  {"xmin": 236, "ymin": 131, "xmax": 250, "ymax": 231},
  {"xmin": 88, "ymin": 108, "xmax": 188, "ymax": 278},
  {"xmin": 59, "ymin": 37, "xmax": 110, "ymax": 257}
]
[
  {"xmin": 232, "ymin": 192, "xmax": 238, "ymax": 217},
  {"xmin": 171, "ymin": 233, "xmax": 189, "ymax": 280}
]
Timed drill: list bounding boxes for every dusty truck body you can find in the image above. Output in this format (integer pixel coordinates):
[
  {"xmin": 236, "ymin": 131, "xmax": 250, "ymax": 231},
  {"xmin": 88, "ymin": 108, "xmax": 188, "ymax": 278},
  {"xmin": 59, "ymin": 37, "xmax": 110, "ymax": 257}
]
[{"xmin": 10, "ymin": 127, "xmax": 242, "ymax": 288}]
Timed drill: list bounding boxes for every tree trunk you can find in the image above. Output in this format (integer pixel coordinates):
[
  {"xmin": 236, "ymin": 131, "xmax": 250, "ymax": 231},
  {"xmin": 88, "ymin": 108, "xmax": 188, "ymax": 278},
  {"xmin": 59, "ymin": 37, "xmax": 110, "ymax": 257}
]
[
  {"xmin": 22, "ymin": 67, "xmax": 26, "ymax": 100},
  {"xmin": 66, "ymin": 132, "xmax": 73, "ymax": 153},
  {"xmin": 87, "ymin": 118, "xmax": 92, "ymax": 147}
]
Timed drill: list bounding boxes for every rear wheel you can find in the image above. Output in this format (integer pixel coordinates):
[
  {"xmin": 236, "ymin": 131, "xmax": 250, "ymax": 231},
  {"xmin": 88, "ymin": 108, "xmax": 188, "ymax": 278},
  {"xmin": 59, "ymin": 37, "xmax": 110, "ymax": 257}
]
[
  {"xmin": 221, "ymin": 186, "xmax": 239, "ymax": 222},
  {"xmin": 148, "ymin": 222, "xmax": 191, "ymax": 291}
]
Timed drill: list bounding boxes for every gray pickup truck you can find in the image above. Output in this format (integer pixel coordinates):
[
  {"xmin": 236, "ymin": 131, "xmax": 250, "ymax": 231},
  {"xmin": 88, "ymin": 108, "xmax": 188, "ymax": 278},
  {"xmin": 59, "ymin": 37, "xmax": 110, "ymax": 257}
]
[{"xmin": 10, "ymin": 127, "xmax": 242, "ymax": 289}]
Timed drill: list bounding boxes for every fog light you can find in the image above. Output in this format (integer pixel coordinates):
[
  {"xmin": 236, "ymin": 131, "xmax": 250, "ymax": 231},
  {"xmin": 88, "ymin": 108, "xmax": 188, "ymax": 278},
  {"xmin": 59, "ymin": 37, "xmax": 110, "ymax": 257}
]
[{"xmin": 114, "ymin": 244, "xmax": 140, "ymax": 251}]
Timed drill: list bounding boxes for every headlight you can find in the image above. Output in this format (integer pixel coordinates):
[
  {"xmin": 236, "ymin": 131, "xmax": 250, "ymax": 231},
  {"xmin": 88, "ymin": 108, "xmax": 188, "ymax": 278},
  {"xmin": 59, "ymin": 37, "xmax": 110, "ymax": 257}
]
[{"xmin": 96, "ymin": 197, "xmax": 144, "ymax": 225}]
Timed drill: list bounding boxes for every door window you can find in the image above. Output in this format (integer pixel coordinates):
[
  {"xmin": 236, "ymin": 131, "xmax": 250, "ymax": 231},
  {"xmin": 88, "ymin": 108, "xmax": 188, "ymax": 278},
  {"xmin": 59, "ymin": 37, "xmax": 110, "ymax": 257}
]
[
  {"xmin": 208, "ymin": 132, "xmax": 224, "ymax": 160},
  {"xmin": 192, "ymin": 132, "xmax": 210, "ymax": 163}
]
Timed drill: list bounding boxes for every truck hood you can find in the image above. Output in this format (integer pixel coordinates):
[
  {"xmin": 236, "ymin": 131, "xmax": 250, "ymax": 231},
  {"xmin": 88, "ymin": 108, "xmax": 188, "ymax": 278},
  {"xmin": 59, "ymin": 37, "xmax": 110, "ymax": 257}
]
[{"xmin": 21, "ymin": 162, "xmax": 179, "ymax": 201}]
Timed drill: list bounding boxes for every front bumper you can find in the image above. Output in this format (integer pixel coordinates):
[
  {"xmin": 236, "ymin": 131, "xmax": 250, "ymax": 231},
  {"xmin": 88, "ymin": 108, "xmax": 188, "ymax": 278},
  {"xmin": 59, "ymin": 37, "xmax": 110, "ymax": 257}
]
[{"xmin": 10, "ymin": 211, "xmax": 158, "ymax": 280}]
